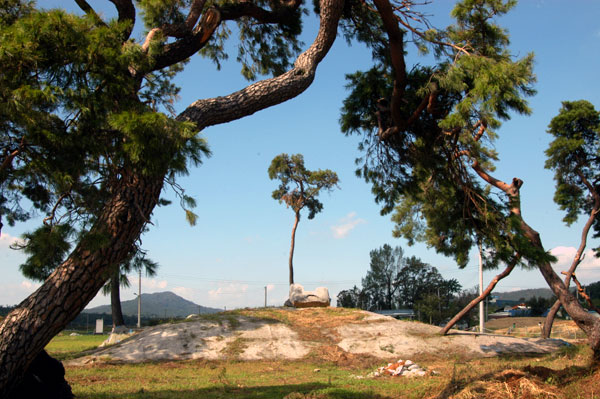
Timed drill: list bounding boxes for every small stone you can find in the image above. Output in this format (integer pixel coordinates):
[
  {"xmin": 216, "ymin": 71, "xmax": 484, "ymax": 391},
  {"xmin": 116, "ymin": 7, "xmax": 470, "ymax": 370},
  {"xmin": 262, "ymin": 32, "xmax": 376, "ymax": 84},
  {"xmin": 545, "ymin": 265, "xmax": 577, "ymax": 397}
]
[
  {"xmin": 408, "ymin": 364, "xmax": 419, "ymax": 371},
  {"xmin": 313, "ymin": 368, "xmax": 320, "ymax": 373},
  {"xmin": 404, "ymin": 360, "xmax": 414, "ymax": 366}
]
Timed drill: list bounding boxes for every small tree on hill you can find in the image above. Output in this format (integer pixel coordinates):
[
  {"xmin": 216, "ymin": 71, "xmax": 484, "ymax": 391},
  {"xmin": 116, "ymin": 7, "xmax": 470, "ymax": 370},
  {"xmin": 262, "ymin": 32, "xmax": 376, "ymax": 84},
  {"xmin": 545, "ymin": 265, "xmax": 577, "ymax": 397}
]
[{"xmin": 268, "ymin": 153, "xmax": 339, "ymax": 285}]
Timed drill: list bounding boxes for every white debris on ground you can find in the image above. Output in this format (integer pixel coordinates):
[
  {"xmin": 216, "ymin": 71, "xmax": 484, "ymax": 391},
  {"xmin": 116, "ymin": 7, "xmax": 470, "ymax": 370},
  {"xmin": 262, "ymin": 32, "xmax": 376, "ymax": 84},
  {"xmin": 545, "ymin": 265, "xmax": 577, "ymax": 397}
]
[{"xmin": 352, "ymin": 359, "xmax": 435, "ymax": 379}]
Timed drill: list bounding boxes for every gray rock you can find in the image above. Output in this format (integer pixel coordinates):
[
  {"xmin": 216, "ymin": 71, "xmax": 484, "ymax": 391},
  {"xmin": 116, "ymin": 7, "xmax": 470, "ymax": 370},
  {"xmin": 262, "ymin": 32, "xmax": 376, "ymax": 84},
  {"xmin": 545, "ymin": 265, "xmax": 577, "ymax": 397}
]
[
  {"xmin": 289, "ymin": 284, "xmax": 330, "ymax": 308},
  {"xmin": 112, "ymin": 325, "xmax": 129, "ymax": 334}
]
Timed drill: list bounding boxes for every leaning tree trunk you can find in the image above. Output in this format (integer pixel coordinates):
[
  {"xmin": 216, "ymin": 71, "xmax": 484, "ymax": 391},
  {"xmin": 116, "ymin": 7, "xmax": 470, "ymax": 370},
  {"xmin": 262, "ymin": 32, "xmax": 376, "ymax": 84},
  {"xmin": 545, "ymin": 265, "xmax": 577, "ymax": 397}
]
[
  {"xmin": 542, "ymin": 193, "xmax": 599, "ymax": 338},
  {"xmin": 0, "ymin": 169, "xmax": 165, "ymax": 396},
  {"xmin": 472, "ymin": 168, "xmax": 600, "ymax": 359},
  {"xmin": 522, "ymin": 219, "xmax": 600, "ymax": 359},
  {"xmin": 110, "ymin": 270, "xmax": 126, "ymax": 328},
  {"xmin": 288, "ymin": 211, "xmax": 300, "ymax": 285},
  {"xmin": 441, "ymin": 257, "xmax": 518, "ymax": 335}
]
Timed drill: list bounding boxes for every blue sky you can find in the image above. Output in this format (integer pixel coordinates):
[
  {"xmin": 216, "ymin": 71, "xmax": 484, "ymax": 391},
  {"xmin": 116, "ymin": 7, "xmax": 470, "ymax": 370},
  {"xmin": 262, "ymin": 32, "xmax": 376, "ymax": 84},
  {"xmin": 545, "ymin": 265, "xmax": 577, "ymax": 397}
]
[{"xmin": 1, "ymin": 0, "xmax": 600, "ymax": 310}]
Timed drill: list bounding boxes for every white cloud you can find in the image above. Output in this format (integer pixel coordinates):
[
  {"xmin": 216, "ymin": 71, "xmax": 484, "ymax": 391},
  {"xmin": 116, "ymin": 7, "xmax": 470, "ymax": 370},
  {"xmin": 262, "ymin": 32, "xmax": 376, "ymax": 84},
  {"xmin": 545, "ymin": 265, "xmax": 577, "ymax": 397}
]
[
  {"xmin": 172, "ymin": 286, "xmax": 196, "ymax": 301},
  {"xmin": 21, "ymin": 280, "xmax": 40, "ymax": 291},
  {"xmin": 141, "ymin": 278, "xmax": 168, "ymax": 291},
  {"xmin": 243, "ymin": 235, "xmax": 261, "ymax": 244},
  {"xmin": 330, "ymin": 212, "xmax": 366, "ymax": 239},
  {"xmin": 549, "ymin": 246, "xmax": 600, "ymax": 283},
  {"xmin": 208, "ymin": 283, "xmax": 249, "ymax": 300},
  {"xmin": 0, "ymin": 281, "xmax": 41, "ymax": 306},
  {"xmin": 0, "ymin": 233, "xmax": 23, "ymax": 249}
]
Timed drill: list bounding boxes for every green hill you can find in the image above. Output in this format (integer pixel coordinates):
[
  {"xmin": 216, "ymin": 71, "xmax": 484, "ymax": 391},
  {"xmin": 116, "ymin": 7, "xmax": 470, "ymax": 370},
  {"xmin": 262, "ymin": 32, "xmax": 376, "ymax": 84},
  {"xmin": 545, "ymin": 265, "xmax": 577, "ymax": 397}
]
[{"xmin": 82, "ymin": 291, "xmax": 220, "ymax": 318}]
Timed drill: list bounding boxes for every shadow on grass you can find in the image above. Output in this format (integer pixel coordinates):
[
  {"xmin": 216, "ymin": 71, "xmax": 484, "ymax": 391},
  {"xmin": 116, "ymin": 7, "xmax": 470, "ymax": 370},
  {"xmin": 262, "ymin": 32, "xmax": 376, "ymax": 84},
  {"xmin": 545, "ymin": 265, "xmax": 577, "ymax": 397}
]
[{"xmin": 75, "ymin": 382, "xmax": 390, "ymax": 399}]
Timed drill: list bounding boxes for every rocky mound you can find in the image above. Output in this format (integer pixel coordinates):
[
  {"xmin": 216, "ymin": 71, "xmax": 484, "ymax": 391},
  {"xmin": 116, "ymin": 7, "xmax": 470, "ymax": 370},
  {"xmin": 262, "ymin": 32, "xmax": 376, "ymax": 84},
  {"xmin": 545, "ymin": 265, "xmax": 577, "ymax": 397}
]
[{"xmin": 67, "ymin": 308, "xmax": 569, "ymax": 366}]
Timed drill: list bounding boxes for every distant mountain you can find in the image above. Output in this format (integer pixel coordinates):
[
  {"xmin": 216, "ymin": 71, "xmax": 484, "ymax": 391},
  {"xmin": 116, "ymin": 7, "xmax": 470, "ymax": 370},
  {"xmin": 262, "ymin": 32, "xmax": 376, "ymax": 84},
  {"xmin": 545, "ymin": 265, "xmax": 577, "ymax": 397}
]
[
  {"xmin": 492, "ymin": 288, "xmax": 572, "ymax": 301},
  {"xmin": 83, "ymin": 291, "xmax": 221, "ymax": 318}
]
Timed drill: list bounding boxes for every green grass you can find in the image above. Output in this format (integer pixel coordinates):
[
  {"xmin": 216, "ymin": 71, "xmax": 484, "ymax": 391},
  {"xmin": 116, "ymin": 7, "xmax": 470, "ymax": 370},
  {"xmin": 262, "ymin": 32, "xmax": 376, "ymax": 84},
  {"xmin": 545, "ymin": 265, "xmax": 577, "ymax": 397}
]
[
  {"xmin": 65, "ymin": 360, "xmax": 438, "ymax": 399},
  {"xmin": 46, "ymin": 333, "xmax": 108, "ymax": 361}
]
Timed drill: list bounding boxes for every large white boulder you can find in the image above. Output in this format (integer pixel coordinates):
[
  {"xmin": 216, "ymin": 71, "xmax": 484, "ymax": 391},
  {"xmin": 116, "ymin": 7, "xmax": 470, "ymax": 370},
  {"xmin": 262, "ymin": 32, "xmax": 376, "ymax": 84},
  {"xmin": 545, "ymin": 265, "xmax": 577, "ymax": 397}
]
[{"xmin": 289, "ymin": 284, "xmax": 330, "ymax": 308}]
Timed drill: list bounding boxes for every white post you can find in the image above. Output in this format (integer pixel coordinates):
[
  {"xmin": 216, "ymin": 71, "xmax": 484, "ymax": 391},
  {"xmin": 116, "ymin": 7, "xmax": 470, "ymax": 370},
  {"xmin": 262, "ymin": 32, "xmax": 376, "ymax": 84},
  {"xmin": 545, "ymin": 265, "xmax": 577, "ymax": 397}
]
[
  {"xmin": 478, "ymin": 240, "xmax": 484, "ymax": 333},
  {"xmin": 137, "ymin": 268, "xmax": 141, "ymax": 328},
  {"xmin": 264, "ymin": 286, "xmax": 267, "ymax": 307}
]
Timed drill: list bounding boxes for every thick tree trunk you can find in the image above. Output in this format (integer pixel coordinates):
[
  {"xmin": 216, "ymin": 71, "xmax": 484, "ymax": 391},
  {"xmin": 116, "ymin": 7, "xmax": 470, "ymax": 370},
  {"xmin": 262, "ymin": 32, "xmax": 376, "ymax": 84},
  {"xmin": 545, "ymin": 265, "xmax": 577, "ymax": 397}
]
[
  {"xmin": 289, "ymin": 211, "xmax": 300, "ymax": 285},
  {"xmin": 0, "ymin": 170, "xmax": 164, "ymax": 397},
  {"xmin": 110, "ymin": 270, "xmax": 126, "ymax": 328},
  {"xmin": 441, "ymin": 258, "xmax": 517, "ymax": 335}
]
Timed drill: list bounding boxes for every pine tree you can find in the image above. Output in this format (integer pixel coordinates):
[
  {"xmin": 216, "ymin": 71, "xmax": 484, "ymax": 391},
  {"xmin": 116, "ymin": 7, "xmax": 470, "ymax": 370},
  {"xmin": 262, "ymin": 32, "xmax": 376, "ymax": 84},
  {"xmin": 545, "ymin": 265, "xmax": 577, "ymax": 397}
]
[
  {"xmin": 0, "ymin": 0, "xmax": 345, "ymax": 394},
  {"xmin": 340, "ymin": 0, "xmax": 600, "ymax": 358},
  {"xmin": 269, "ymin": 153, "xmax": 339, "ymax": 285}
]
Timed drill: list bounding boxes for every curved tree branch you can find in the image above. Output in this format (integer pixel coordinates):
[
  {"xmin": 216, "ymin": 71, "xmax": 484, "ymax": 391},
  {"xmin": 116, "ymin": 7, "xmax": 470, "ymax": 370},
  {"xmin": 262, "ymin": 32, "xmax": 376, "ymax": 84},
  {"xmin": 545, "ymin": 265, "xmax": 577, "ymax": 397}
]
[
  {"xmin": 108, "ymin": 0, "xmax": 136, "ymax": 39},
  {"xmin": 148, "ymin": 0, "xmax": 303, "ymax": 73},
  {"xmin": 372, "ymin": 0, "xmax": 407, "ymax": 132},
  {"xmin": 542, "ymin": 172, "xmax": 600, "ymax": 338},
  {"xmin": 177, "ymin": 0, "xmax": 345, "ymax": 129}
]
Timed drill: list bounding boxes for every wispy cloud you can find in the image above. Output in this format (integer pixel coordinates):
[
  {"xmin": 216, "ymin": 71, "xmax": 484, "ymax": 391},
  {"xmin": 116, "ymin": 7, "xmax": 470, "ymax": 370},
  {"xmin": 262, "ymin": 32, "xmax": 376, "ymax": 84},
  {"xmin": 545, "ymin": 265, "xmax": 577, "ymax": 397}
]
[
  {"xmin": 208, "ymin": 283, "xmax": 249, "ymax": 300},
  {"xmin": 0, "ymin": 233, "xmax": 23, "ymax": 249},
  {"xmin": 243, "ymin": 235, "xmax": 261, "ymax": 244},
  {"xmin": 172, "ymin": 286, "xmax": 196, "ymax": 301},
  {"xmin": 141, "ymin": 278, "xmax": 168, "ymax": 291},
  {"xmin": 549, "ymin": 246, "xmax": 600, "ymax": 282},
  {"xmin": 330, "ymin": 212, "xmax": 366, "ymax": 239},
  {"xmin": 0, "ymin": 281, "xmax": 41, "ymax": 306}
]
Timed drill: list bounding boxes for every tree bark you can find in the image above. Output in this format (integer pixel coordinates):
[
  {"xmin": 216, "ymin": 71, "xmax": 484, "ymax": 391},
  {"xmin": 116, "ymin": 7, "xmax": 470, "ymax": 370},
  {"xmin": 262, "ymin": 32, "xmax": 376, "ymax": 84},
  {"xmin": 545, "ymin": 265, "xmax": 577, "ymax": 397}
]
[
  {"xmin": 289, "ymin": 211, "xmax": 300, "ymax": 285},
  {"xmin": 441, "ymin": 257, "xmax": 517, "ymax": 335},
  {"xmin": 0, "ymin": 169, "xmax": 164, "ymax": 396},
  {"xmin": 110, "ymin": 270, "xmax": 125, "ymax": 328},
  {"xmin": 542, "ymin": 186, "xmax": 599, "ymax": 338},
  {"xmin": 0, "ymin": 0, "xmax": 345, "ymax": 394},
  {"xmin": 471, "ymin": 161, "xmax": 600, "ymax": 360}
]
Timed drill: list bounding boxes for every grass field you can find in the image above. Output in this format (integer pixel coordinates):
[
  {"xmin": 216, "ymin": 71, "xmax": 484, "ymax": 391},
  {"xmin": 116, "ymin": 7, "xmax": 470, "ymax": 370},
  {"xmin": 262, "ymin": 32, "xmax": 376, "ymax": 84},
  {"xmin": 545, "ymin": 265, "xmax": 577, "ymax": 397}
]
[
  {"xmin": 45, "ymin": 332, "xmax": 108, "ymax": 361},
  {"xmin": 46, "ymin": 333, "xmax": 600, "ymax": 399},
  {"xmin": 485, "ymin": 317, "xmax": 587, "ymax": 340}
]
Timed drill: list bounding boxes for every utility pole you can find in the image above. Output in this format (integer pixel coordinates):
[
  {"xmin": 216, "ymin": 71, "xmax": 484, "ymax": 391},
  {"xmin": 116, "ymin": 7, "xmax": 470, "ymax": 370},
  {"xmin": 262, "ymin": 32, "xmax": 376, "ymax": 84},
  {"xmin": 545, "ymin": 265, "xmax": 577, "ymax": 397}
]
[
  {"xmin": 264, "ymin": 286, "xmax": 267, "ymax": 307},
  {"xmin": 137, "ymin": 268, "xmax": 141, "ymax": 329},
  {"xmin": 478, "ymin": 240, "xmax": 484, "ymax": 334}
]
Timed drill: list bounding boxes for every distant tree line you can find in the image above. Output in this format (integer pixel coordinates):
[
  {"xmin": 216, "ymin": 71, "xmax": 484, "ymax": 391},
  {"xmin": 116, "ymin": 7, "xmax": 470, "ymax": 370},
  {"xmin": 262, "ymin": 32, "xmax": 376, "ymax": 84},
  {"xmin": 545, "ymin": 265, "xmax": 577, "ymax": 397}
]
[
  {"xmin": 337, "ymin": 245, "xmax": 600, "ymax": 326},
  {"xmin": 336, "ymin": 244, "xmax": 471, "ymax": 325}
]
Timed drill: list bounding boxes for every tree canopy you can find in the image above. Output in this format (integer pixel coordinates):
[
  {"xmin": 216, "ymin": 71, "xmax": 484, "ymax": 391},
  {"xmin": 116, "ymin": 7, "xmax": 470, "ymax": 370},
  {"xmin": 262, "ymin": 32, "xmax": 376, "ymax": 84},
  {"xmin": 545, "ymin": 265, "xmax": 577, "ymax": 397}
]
[
  {"xmin": 269, "ymin": 153, "xmax": 339, "ymax": 284},
  {"xmin": 0, "ymin": 0, "xmax": 346, "ymax": 393}
]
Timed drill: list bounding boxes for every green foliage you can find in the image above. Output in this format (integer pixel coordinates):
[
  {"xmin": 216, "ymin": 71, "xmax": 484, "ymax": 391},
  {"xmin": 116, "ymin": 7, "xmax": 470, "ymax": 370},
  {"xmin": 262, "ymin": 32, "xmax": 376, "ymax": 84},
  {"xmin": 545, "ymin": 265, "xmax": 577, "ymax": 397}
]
[
  {"xmin": 138, "ymin": 0, "xmax": 304, "ymax": 80},
  {"xmin": 339, "ymin": 0, "xmax": 537, "ymax": 269},
  {"xmin": 16, "ymin": 224, "xmax": 74, "ymax": 281},
  {"xmin": 0, "ymin": 3, "xmax": 209, "ymax": 286},
  {"xmin": 586, "ymin": 281, "xmax": 600, "ymax": 301},
  {"xmin": 268, "ymin": 153, "xmax": 339, "ymax": 219},
  {"xmin": 525, "ymin": 295, "xmax": 555, "ymax": 317},
  {"xmin": 545, "ymin": 100, "xmax": 600, "ymax": 228},
  {"xmin": 361, "ymin": 244, "xmax": 403, "ymax": 310},
  {"xmin": 338, "ymin": 245, "xmax": 461, "ymax": 317}
]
